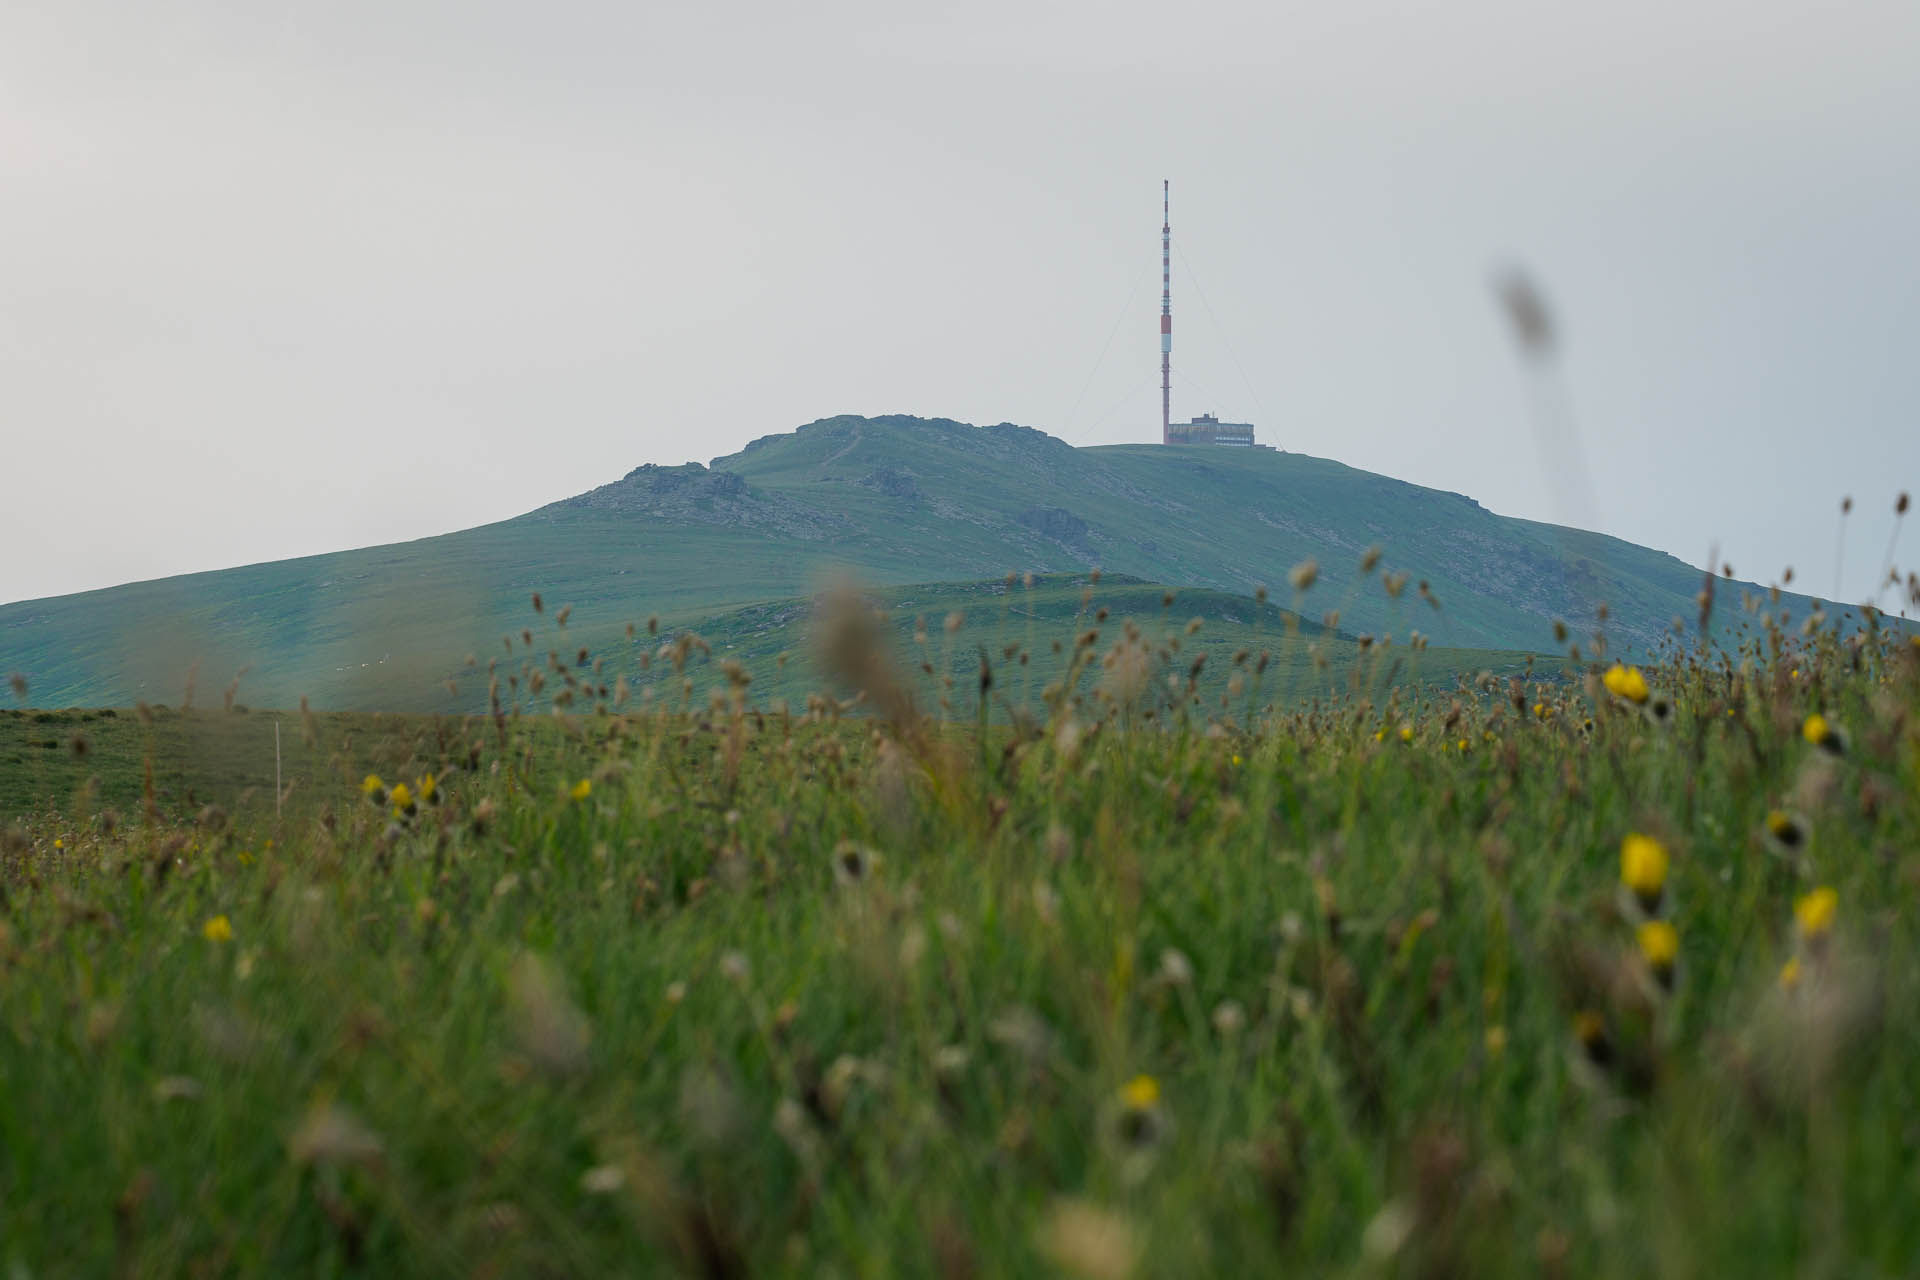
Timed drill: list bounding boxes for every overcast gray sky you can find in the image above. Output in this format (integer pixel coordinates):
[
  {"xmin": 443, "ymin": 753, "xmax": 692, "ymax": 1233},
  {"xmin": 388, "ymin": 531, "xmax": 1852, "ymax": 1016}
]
[{"xmin": 4, "ymin": 0, "xmax": 1915, "ymax": 609}]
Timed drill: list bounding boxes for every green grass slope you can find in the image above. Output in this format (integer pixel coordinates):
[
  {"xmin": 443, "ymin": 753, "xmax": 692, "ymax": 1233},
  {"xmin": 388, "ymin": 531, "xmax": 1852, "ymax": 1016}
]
[
  {"xmin": 0, "ymin": 415, "xmax": 1850, "ymax": 710},
  {"xmin": 661, "ymin": 573, "xmax": 1544, "ymax": 719},
  {"xmin": 0, "ymin": 575, "xmax": 1545, "ymax": 821}
]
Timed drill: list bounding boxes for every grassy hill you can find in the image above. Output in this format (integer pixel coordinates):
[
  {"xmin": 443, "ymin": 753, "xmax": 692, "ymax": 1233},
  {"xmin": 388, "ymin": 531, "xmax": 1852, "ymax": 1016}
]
[{"xmin": 0, "ymin": 415, "xmax": 1849, "ymax": 711}]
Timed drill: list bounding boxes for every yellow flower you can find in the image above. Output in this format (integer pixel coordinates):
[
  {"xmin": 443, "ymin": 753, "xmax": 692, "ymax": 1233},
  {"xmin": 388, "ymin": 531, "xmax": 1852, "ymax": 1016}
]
[
  {"xmin": 1636, "ymin": 920, "xmax": 1679, "ymax": 984},
  {"xmin": 1533, "ymin": 701, "xmax": 1546, "ymax": 718},
  {"xmin": 1373, "ymin": 729, "xmax": 1386, "ymax": 742},
  {"xmin": 1231, "ymin": 754, "xmax": 1242, "ymax": 767},
  {"xmin": 1457, "ymin": 738, "xmax": 1470, "ymax": 752},
  {"xmin": 1573, "ymin": 1009, "xmax": 1610, "ymax": 1065},
  {"xmin": 388, "ymin": 781, "xmax": 414, "ymax": 814},
  {"xmin": 1763, "ymin": 810, "xmax": 1807, "ymax": 851},
  {"xmin": 1779, "ymin": 955, "xmax": 1802, "ymax": 990},
  {"xmin": 1120, "ymin": 1074, "xmax": 1161, "ymax": 1112},
  {"xmin": 418, "ymin": 773, "xmax": 438, "ymax": 803},
  {"xmin": 53, "ymin": 838, "xmax": 64, "ymax": 850},
  {"xmin": 1794, "ymin": 886, "xmax": 1837, "ymax": 940},
  {"xmin": 202, "ymin": 915, "xmax": 233, "ymax": 943},
  {"xmin": 1619, "ymin": 833, "xmax": 1669, "ymax": 912},
  {"xmin": 570, "ymin": 778, "xmax": 592, "ymax": 801},
  {"xmin": 1398, "ymin": 726, "xmax": 1413, "ymax": 743},
  {"xmin": 360, "ymin": 774, "xmax": 385, "ymax": 796},
  {"xmin": 1602, "ymin": 664, "xmax": 1650, "ymax": 705},
  {"xmin": 1801, "ymin": 713, "xmax": 1845, "ymax": 755}
]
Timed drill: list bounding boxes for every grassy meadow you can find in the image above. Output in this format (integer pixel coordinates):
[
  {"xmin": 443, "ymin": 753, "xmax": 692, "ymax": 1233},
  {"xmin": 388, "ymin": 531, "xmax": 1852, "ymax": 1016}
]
[{"xmin": 3, "ymin": 580, "xmax": 1919, "ymax": 1276}]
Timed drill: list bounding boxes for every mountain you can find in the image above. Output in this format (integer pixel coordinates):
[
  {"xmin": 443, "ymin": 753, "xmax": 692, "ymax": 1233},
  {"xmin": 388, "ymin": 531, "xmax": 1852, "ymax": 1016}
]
[{"xmin": 0, "ymin": 414, "xmax": 1848, "ymax": 711}]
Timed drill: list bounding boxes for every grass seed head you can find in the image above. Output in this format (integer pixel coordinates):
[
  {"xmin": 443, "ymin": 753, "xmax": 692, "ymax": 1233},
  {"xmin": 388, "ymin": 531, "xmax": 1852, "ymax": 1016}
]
[
  {"xmin": 506, "ymin": 952, "xmax": 591, "ymax": 1076},
  {"xmin": 290, "ymin": 1102, "xmax": 384, "ymax": 1170},
  {"xmin": 1037, "ymin": 1199, "xmax": 1139, "ymax": 1280}
]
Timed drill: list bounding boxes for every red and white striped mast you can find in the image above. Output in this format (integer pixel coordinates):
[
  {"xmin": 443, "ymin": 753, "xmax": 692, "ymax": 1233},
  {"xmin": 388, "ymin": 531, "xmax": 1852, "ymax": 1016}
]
[{"xmin": 1160, "ymin": 179, "xmax": 1173, "ymax": 444}]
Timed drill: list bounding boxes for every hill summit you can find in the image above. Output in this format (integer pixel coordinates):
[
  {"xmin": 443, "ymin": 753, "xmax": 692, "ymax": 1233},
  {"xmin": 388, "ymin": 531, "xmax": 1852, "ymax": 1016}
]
[{"xmin": 0, "ymin": 414, "xmax": 1831, "ymax": 709}]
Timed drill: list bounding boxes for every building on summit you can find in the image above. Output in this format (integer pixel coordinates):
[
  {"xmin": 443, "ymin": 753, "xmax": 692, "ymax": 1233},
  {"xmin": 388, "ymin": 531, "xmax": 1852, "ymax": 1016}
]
[{"xmin": 1166, "ymin": 413, "xmax": 1261, "ymax": 447}]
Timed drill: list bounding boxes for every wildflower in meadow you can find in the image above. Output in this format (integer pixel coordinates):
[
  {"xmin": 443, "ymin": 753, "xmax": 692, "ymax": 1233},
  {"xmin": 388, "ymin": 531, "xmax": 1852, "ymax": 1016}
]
[
  {"xmin": 1110, "ymin": 1075, "xmax": 1168, "ymax": 1151},
  {"xmin": 361, "ymin": 774, "xmax": 387, "ymax": 804},
  {"xmin": 1794, "ymin": 887, "xmax": 1837, "ymax": 942},
  {"xmin": 202, "ymin": 915, "xmax": 233, "ymax": 943},
  {"xmin": 832, "ymin": 840, "xmax": 877, "ymax": 886},
  {"xmin": 1637, "ymin": 920, "xmax": 1679, "ymax": 989},
  {"xmin": 1763, "ymin": 810, "xmax": 1807, "ymax": 853},
  {"xmin": 1573, "ymin": 1009, "xmax": 1611, "ymax": 1067},
  {"xmin": 1602, "ymin": 664, "xmax": 1650, "ymax": 705},
  {"xmin": 1619, "ymin": 833, "xmax": 1669, "ymax": 915},
  {"xmin": 1779, "ymin": 955, "xmax": 1802, "ymax": 991},
  {"xmin": 1802, "ymin": 713, "xmax": 1846, "ymax": 756},
  {"xmin": 569, "ymin": 778, "xmax": 592, "ymax": 801},
  {"xmin": 418, "ymin": 773, "xmax": 438, "ymax": 805},
  {"xmin": 389, "ymin": 781, "xmax": 415, "ymax": 818}
]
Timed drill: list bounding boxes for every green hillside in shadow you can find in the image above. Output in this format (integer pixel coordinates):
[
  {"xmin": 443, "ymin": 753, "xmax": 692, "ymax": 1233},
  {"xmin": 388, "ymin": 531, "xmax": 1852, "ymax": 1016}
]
[
  {"xmin": 643, "ymin": 573, "xmax": 1546, "ymax": 717},
  {"xmin": 0, "ymin": 415, "xmax": 1847, "ymax": 711},
  {"xmin": 1, "ymin": 575, "xmax": 1547, "ymax": 822}
]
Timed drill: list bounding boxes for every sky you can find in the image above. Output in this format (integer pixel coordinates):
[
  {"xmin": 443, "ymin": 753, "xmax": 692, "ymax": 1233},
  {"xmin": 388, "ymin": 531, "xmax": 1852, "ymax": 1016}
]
[{"xmin": 3, "ymin": 0, "xmax": 1916, "ymax": 610}]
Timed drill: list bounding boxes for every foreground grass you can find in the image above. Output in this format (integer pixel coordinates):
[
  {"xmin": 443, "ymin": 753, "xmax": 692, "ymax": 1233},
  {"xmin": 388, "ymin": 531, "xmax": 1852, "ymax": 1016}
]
[{"xmin": 3, "ymin": 611, "xmax": 1918, "ymax": 1276}]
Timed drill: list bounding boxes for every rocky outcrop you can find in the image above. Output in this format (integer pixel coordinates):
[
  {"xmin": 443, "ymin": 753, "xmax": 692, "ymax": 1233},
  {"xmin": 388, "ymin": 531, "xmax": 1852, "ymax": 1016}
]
[
  {"xmin": 858, "ymin": 466, "xmax": 921, "ymax": 500},
  {"xmin": 1017, "ymin": 506, "xmax": 1090, "ymax": 544},
  {"xmin": 537, "ymin": 463, "xmax": 848, "ymax": 540}
]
